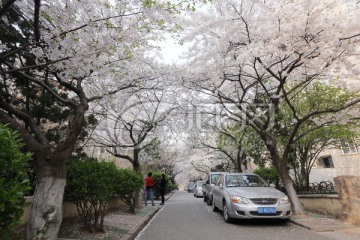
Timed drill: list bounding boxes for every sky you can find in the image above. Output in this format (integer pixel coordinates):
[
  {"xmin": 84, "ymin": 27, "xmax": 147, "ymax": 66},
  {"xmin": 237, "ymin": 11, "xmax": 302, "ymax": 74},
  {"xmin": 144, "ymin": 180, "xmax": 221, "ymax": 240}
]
[{"xmin": 157, "ymin": 35, "xmax": 189, "ymax": 64}]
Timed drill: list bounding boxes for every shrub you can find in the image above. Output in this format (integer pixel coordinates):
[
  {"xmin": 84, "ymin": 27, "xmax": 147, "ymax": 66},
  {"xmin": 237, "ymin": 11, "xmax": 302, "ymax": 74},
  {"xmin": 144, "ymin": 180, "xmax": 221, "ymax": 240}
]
[
  {"xmin": 64, "ymin": 159, "xmax": 118, "ymax": 232},
  {"xmin": 254, "ymin": 166, "xmax": 282, "ymax": 190},
  {"xmin": 0, "ymin": 124, "xmax": 31, "ymax": 239},
  {"xmin": 113, "ymin": 169, "xmax": 143, "ymax": 213},
  {"xmin": 151, "ymin": 172, "xmax": 175, "ymax": 199},
  {"xmin": 167, "ymin": 182, "xmax": 178, "ymax": 192}
]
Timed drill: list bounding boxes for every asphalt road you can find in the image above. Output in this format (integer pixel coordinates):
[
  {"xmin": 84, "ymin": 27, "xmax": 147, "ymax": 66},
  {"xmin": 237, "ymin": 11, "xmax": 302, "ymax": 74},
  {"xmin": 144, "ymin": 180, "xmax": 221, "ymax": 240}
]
[{"xmin": 135, "ymin": 190, "xmax": 333, "ymax": 240}]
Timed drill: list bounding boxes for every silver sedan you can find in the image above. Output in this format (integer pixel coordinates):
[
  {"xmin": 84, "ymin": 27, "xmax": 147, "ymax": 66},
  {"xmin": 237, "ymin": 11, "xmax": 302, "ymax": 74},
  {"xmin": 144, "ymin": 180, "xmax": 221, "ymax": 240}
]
[
  {"xmin": 212, "ymin": 173, "xmax": 292, "ymax": 223},
  {"xmin": 193, "ymin": 181, "xmax": 206, "ymax": 197}
]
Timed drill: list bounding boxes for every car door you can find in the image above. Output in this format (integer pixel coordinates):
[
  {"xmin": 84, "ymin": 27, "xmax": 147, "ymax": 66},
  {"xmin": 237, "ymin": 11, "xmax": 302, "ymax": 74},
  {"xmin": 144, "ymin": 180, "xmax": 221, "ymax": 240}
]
[{"xmin": 212, "ymin": 175, "xmax": 224, "ymax": 208}]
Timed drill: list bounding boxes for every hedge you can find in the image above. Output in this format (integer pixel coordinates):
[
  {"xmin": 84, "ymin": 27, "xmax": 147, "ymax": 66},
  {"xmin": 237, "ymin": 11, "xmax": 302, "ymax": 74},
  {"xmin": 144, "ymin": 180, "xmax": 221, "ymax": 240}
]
[{"xmin": 0, "ymin": 124, "xmax": 31, "ymax": 239}]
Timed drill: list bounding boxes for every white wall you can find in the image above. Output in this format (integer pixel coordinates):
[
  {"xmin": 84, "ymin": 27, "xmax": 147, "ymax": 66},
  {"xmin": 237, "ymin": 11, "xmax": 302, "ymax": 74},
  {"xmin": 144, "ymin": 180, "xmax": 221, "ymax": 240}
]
[{"xmin": 310, "ymin": 147, "xmax": 360, "ymax": 183}]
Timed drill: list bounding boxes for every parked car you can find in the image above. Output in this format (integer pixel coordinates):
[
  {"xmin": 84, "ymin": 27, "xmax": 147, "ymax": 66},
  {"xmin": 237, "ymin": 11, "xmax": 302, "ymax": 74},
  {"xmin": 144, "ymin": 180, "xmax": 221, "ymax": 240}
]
[
  {"xmin": 185, "ymin": 182, "xmax": 195, "ymax": 193},
  {"xmin": 193, "ymin": 181, "xmax": 206, "ymax": 198},
  {"xmin": 211, "ymin": 173, "xmax": 292, "ymax": 223},
  {"xmin": 202, "ymin": 172, "xmax": 227, "ymax": 205}
]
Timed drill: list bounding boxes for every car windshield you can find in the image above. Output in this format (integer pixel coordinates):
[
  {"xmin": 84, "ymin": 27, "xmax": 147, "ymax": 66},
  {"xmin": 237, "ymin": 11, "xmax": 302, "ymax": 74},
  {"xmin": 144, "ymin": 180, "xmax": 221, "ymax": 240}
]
[
  {"xmin": 197, "ymin": 182, "xmax": 205, "ymax": 187},
  {"xmin": 225, "ymin": 175, "xmax": 269, "ymax": 187}
]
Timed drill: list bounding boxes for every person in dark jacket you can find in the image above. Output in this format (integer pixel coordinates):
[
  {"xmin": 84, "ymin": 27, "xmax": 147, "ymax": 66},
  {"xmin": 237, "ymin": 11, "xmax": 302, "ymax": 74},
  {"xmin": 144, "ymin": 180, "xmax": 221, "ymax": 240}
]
[{"xmin": 159, "ymin": 174, "xmax": 167, "ymax": 205}]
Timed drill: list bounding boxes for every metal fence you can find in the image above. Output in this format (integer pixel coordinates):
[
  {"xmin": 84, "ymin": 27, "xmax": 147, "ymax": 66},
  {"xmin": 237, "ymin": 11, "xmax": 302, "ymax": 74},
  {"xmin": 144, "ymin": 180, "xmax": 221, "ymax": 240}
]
[{"xmin": 296, "ymin": 181, "xmax": 337, "ymax": 195}]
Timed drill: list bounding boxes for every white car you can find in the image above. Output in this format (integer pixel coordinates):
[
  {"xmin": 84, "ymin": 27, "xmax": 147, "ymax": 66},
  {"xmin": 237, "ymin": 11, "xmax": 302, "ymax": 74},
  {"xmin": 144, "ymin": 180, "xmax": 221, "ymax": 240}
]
[
  {"xmin": 193, "ymin": 181, "xmax": 206, "ymax": 197},
  {"xmin": 212, "ymin": 173, "xmax": 292, "ymax": 223}
]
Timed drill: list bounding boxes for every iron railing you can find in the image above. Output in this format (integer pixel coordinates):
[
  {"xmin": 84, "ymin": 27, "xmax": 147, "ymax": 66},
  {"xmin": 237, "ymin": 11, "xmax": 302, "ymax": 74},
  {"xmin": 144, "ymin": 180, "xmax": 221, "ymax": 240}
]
[{"xmin": 296, "ymin": 181, "xmax": 337, "ymax": 195}]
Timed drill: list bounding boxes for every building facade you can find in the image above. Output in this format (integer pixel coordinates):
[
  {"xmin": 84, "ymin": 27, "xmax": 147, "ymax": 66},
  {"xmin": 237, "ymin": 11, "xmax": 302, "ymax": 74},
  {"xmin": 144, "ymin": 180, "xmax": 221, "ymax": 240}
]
[{"xmin": 310, "ymin": 139, "xmax": 360, "ymax": 183}]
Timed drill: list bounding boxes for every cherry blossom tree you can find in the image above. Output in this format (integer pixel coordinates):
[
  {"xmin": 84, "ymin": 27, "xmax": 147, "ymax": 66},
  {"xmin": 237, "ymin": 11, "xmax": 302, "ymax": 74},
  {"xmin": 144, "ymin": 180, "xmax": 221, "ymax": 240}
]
[
  {"xmin": 91, "ymin": 88, "xmax": 178, "ymax": 173},
  {"xmin": 214, "ymin": 124, "xmax": 268, "ymax": 172},
  {"xmin": 0, "ymin": 0, "xmax": 18, "ymax": 17},
  {"xmin": 141, "ymin": 141, "xmax": 183, "ymax": 184},
  {"xmin": 0, "ymin": 0, "xmax": 203, "ymax": 238},
  {"xmin": 182, "ymin": 0, "xmax": 360, "ymax": 214}
]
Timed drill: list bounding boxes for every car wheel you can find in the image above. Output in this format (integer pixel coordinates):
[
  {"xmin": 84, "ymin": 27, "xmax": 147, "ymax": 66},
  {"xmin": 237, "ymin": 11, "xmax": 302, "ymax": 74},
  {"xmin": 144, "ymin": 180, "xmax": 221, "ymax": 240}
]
[
  {"xmin": 277, "ymin": 218, "xmax": 290, "ymax": 224},
  {"xmin": 207, "ymin": 196, "xmax": 212, "ymax": 205},
  {"xmin": 223, "ymin": 202, "xmax": 233, "ymax": 223},
  {"xmin": 212, "ymin": 199, "xmax": 219, "ymax": 212}
]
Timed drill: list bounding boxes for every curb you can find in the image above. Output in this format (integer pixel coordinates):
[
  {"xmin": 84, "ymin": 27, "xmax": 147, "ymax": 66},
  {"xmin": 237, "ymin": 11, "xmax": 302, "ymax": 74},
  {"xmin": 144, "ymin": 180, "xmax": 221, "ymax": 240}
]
[
  {"xmin": 290, "ymin": 219, "xmax": 312, "ymax": 230},
  {"xmin": 124, "ymin": 191, "xmax": 176, "ymax": 240},
  {"xmin": 125, "ymin": 207, "xmax": 160, "ymax": 240},
  {"xmin": 290, "ymin": 217, "xmax": 355, "ymax": 232}
]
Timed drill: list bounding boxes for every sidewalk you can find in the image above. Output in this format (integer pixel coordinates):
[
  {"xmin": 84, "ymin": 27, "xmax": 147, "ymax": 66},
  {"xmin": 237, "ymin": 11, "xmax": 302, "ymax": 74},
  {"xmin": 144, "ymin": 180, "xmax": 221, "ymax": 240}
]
[
  {"xmin": 58, "ymin": 193, "xmax": 360, "ymax": 240},
  {"xmin": 58, "ymin": 193, "xmax": 173, "ymax": 240},
  {"xmin": 290, "ymin": 212, "xmax": 360, "ymax": 240}
]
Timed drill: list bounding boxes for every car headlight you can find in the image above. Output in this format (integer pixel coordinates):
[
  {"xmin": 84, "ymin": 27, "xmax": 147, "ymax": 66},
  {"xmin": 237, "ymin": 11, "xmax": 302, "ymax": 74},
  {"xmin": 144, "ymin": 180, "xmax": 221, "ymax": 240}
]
[
  {"xmin": 279, "ymin": 195, "xmax": 290, "ymax": 204},
  {"xmin": 230, "ymin": 196, "xmax": 249, "ymax": 204}
]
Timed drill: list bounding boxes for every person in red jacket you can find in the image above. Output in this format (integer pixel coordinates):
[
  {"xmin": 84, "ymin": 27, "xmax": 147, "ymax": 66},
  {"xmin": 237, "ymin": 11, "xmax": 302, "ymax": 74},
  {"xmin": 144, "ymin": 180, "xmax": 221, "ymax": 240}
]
[{"xmin": 144, "ymin": 172, "xmax": 155, "ymax": 206}]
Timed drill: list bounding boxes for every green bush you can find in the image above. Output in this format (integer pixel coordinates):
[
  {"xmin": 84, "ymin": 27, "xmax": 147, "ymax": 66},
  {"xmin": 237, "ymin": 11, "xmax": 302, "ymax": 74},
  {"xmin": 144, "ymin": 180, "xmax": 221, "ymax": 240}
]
[
  {"xmin": 151, "ymin": 172, "xmax": 176, "ymax": 199},
  {"xmin": 65, "ymin": 159, "xmax": 118, "ymax": 232},
  {"xmin": 254, "ymin": 166, "xmax": 281, "ymax": 190},
  {"xmin": 65, "ymin": 159, "xmax": 145, "ymax": 231},
  {"xmin": 113, "ymin": 169, "xmax": 143, "ymax": 213},
  {"xmin": 0, "ymin": 124, "xmax": 31, "ymax": 239},
  {"xmin": 152, "ymin": 172, "xmax": 163, "ymax": 200},
  {"xmin": 167, "ymin": 182, "xmax": 178, "ymax": 192}
]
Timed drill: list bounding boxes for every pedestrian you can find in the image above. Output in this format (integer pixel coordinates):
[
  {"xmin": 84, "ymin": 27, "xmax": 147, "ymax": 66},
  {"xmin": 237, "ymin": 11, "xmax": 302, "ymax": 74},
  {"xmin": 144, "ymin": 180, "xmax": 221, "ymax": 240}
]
[
  {"xmin": 159, "ymin": 174, "xmax": 167, "ymax": 205},
  {"xmin": 144, "ymin": 172, "xmax": 155, "ymax": 206}
]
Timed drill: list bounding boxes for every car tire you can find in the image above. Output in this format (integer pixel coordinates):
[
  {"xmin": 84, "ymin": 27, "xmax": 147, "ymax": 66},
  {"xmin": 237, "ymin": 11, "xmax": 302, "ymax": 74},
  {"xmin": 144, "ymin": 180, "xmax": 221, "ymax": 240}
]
[
  {"xmin": 223, "ymin": 202, "xmax": 233, "ymax": 223},
  {"xmin": 212, "ymin": 199, "xmax": 219, "ymax": 212},
  {"xmin": 207, "ymin": 196, "xmax": 212, "ymax": 205},
  {"xmin": 277, "ymin": 218, "xmax": 290, "ymax": 224}
]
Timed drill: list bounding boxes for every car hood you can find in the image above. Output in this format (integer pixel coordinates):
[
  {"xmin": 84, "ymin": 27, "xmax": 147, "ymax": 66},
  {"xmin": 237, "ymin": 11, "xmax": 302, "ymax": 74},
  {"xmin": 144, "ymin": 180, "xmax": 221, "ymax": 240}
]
[{"xmin": 227, "ymin": 187, "xmax": 285, "ymax": 199}]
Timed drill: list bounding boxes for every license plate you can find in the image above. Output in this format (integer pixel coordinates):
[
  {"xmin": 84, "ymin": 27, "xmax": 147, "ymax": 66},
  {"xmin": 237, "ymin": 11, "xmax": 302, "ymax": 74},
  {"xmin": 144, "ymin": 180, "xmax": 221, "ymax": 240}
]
[{"xmin": 257, "ymin": 207, "xmax": 276, "ymax": 214}]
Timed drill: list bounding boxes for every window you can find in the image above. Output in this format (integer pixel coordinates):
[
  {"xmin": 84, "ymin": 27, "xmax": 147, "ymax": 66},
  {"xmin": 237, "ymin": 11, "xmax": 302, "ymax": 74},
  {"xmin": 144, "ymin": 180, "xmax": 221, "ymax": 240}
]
[
  {"xmin": 197, "ymin": 181, "xmax": 205, "ymax": 187},
  {"xmin": 225, "ymin": 174, "xmax": 269, "ymax": 187},
  {"xmin": 340, "ymin": 139, "xmax": 358, "ymax": 154},
  {"xmin": 322, "ymin": 156, "xmax": 334, "ymax": 168},
  {"xmin": 211, "ymin": 174, "xmax": 221, "ymax": 184},
  {"xmin": 216, "ymin": 175, "xmax": 224, "ymax": 186}
]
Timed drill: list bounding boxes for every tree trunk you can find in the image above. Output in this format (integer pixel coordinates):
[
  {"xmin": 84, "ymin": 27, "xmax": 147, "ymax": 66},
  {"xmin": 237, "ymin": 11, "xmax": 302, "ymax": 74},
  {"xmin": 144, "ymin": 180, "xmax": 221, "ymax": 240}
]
[
  {"xmin": 265, "ymin": 139, "xmax": 305, "ymax": 215},
  {"xmin": 133, "ymin": 148, "xmax": 143, "ymax": 209},
  {"xmin": 26, "ymin": 150, "xmax": 69, "ymax": 240},
  {"xmin": 235, "ymin": 150, "xmax": 243, "ymax": 173},
  {"xmin": 27, "ymin": 176, "xmax": 66, "ymax": 240},
  {"xmin": 135, "ymin": 191, "xmax": 143, "ymax": 209},
  {"xmin": 277, "ymin": 164, "xmax": 304, "ymax": 214},
  {"xmin": 133, "ymin": 148, "xmax": 141, "ymax": 173}
]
